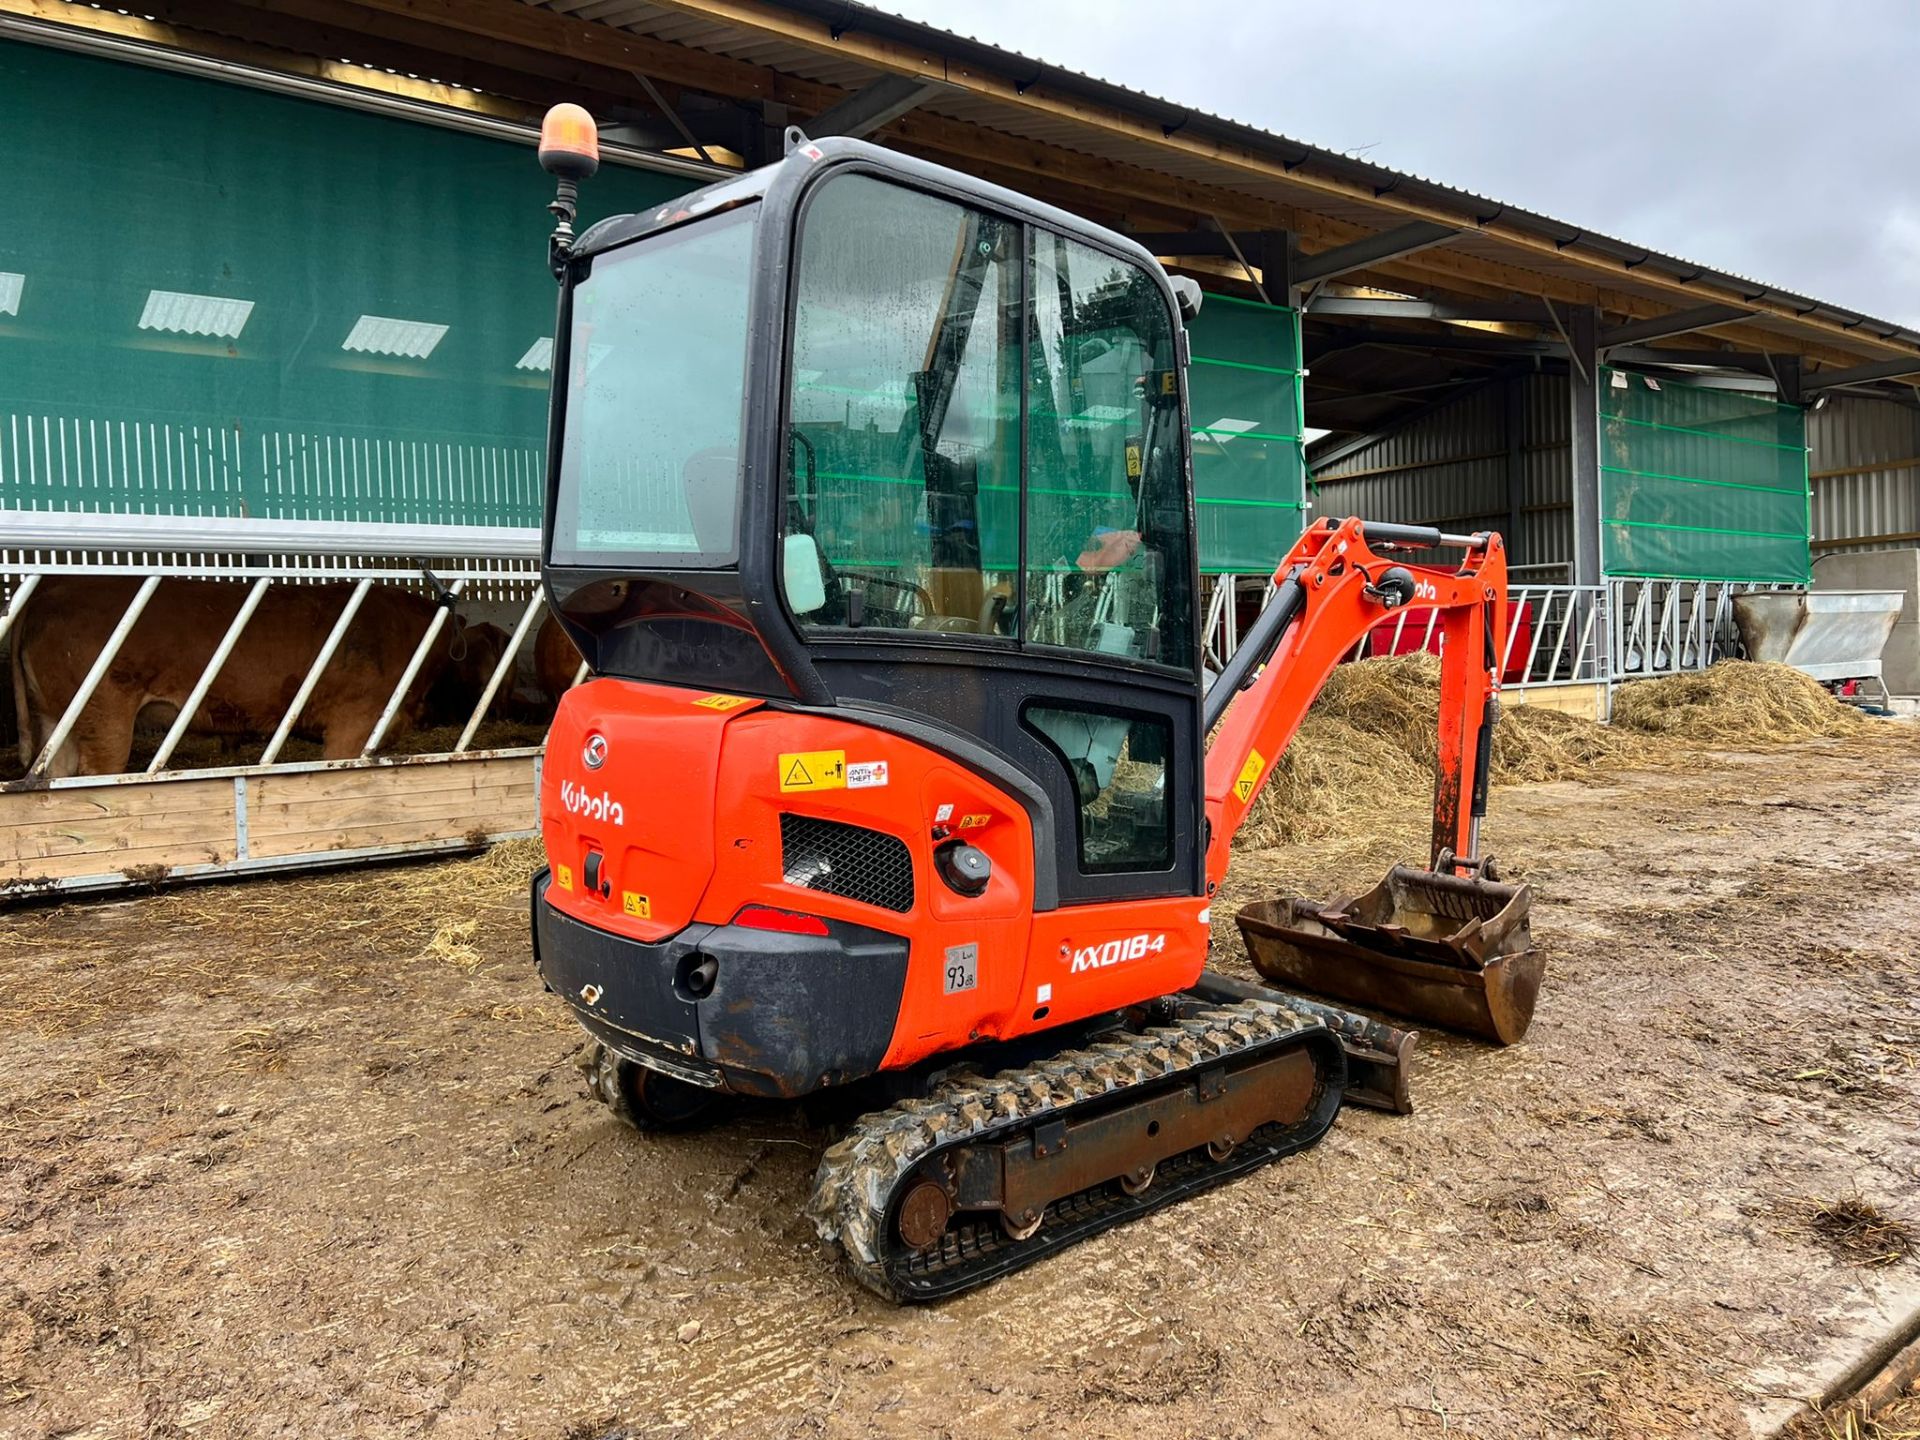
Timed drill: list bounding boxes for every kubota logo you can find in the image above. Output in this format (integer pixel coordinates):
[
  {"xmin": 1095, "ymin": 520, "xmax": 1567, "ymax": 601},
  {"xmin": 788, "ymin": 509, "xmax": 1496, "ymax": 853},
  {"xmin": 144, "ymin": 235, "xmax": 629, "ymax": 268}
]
[
  {"xmin": 1069, "ymin": 932, "xmax": 1167, "ymax": 973},
  {"xmin": 560, "ymin": 780, "xmax": 624, "ymax": 826},
  {"xmin": 1414, "ymin": 578, "xmax": 1439, "ymax": 601}
]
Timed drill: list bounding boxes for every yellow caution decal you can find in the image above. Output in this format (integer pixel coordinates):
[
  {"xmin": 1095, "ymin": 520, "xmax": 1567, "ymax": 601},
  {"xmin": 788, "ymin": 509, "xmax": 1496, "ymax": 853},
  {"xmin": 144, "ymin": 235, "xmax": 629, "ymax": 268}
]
[
  {"xmin": 621, "ymin": 891, "xmax": 651, "ymax": 919},
  {"xmin": 692, "ymin": 693, "xmax": 753, "ymax": 711},
  {"xmin": 1124, "ymin": 443, "xmax": 1143, "ymax": 479},
  {"xmin": 779, "ymin": 749, "xmax": 846, "ymax": 793},
  {"xmin": 555, "ymin": 863, "xmax": 575, "ymax": 892},
  {"xmin": 1233, "ymin": 750, "xmax": 1265, "ymax": 804}
]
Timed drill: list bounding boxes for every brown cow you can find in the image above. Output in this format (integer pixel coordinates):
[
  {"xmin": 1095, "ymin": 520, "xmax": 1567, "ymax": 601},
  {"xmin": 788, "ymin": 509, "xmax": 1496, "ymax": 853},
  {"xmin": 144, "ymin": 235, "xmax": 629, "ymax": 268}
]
[{"xmin": 12, "ymin": 578, "xmax": 506, "ymax": 778}]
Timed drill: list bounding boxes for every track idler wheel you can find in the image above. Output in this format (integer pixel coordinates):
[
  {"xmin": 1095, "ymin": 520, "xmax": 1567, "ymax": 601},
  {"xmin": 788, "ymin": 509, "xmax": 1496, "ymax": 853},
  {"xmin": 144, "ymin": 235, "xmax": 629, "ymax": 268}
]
[
  {"xmin": 896, "ymin": 1181, "xmax": 953, "ymax": 1252},
  {"xmin": 582, "ymin": 1044, "xmax": 725, "ymax": 1131},
  {"xmin": 999, "ymin": 1208, "xmax": 1044, "ymax": 1242}
]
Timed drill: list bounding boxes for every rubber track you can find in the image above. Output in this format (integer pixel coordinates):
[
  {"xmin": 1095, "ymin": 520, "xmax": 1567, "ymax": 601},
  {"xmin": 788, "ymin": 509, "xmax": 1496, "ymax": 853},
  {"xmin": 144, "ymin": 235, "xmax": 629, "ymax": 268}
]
[{"xmin": 807, "ymin": 997, "xmax": 1343, "ymax": 1302}]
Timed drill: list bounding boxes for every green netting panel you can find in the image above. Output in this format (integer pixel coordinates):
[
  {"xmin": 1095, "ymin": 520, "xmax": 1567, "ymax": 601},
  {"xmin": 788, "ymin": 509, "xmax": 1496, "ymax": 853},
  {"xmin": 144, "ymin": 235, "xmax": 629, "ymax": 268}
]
[
  {"xmin": 1599, "ymin": 367, "xmax": 1809, "ymax": 583},
  {"xmin": 0, "ymin": 39, "xmax": 689, "ymax": 526},
  {"xmin": 1186, "ymin": 294, "xmax": 1306, "ymax": 574}
]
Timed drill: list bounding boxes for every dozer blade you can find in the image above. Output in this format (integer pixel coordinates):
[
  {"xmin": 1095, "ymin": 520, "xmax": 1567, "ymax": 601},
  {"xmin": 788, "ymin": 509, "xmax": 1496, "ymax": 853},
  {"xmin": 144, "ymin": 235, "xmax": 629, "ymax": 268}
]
[{"xmin": 1237, "ymin": 865, "xmax": 1543, "ymax": 1045}]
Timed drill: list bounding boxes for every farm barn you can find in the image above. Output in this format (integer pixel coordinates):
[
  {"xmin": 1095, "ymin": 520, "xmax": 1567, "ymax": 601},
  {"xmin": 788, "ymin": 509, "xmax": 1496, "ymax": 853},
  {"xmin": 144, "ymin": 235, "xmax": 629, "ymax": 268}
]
[{"xmin": 2, "ymin": 1, "xmax": 1919, "ymax": 1435}]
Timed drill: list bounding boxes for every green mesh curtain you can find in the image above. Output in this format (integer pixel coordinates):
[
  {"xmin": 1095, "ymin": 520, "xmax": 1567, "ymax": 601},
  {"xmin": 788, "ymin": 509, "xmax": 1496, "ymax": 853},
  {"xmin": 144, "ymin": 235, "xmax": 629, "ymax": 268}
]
[
  {"xmin": 0, "ymin": 38, "xmax": 688, "ymax": 525},
  {"xmin": 1599, "ymin": 367, "xmax": 1810, "ymax": 583},
  {"xmin": 1186, "ymin": 294, "xmax": 1306, "ymax": 573}
]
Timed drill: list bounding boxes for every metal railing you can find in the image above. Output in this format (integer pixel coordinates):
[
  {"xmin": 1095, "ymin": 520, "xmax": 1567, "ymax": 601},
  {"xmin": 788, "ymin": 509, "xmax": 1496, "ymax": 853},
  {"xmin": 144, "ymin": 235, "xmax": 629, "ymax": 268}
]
[
  {"xmin": 1205, "ymin": 573, "xmax": 1608, "ymax": 690},
  {"xmin": 1606, "ymin": 577, "xmax": 1801, "ymax": 680},
  {"xmin": 2, "ymin": 518, "xmax": 553, "ymax": 786},
  {"xmin": 1361, "ymin": 584, "xmax": 1607, "ymax": 689}
]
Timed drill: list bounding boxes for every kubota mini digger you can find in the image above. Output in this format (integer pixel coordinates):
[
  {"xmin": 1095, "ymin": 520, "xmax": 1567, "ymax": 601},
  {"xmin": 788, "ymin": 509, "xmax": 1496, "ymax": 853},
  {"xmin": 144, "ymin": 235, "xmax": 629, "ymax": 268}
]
[{"xmin": 525, "ymin": 106, "xmax": 1542, "ymax": 1301}]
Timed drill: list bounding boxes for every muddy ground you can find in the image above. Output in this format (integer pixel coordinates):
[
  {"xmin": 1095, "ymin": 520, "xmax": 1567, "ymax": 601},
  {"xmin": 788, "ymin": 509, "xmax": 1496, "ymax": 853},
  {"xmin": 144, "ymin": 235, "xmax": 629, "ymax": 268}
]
[{"xmin": 4, "ymin": 728, "xmax": 1920, "ymax": 1439}]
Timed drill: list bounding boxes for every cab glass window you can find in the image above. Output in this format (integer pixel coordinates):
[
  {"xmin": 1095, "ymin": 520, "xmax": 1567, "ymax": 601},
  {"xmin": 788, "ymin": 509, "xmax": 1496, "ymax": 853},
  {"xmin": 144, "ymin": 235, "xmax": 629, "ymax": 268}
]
[
  {"xmin": 551, "ymin": 207, "xmax": 756, "ymax": 566},
  {"xmin": 1025, "ymin": 703, "xmax": 1174, "ymax": 873},
  {"xmin": 783, "ymin": 175, "xmax": 1020, "ymax": 635},
  {"xmin": 1023, "ymin": 233, "xmax": 1194, "ymax": 670}
]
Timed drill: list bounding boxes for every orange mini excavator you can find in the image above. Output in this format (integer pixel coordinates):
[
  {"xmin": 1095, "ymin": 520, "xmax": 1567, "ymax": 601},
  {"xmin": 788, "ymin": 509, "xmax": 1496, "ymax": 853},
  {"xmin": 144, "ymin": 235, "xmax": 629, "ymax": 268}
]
[{"xmin": 525, "ymin": 108, "xmax": 1541, "ymax": 1300}]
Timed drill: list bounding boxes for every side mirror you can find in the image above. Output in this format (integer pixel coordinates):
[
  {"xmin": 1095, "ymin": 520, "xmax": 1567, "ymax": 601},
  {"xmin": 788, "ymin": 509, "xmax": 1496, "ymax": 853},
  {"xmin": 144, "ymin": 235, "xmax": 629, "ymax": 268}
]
[
  {"xmin": 784, "ymin": 532, "xmax": 828, "ymax": 616},
  {"xmin": 1169, "ymin": 275, "xmax": 1204, "ymax": 322}
]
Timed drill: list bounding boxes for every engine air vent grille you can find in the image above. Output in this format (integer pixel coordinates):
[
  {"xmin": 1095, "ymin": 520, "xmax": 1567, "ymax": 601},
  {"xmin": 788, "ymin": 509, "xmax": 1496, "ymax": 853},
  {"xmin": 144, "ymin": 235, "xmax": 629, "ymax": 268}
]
[{"xmin": 779, "ymin": 814, "xmax": 915, "ymax": 914}]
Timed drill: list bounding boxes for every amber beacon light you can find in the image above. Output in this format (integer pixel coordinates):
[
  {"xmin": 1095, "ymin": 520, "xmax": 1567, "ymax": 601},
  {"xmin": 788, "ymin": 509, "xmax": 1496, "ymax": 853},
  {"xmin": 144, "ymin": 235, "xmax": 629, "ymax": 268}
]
[
  {"xmin": 539, "ymin": 103, "xmax": 600, "ymax": 274},
  {"xmin": 539, "ymin": 103, "xmax": 600, "ymax": 181}
]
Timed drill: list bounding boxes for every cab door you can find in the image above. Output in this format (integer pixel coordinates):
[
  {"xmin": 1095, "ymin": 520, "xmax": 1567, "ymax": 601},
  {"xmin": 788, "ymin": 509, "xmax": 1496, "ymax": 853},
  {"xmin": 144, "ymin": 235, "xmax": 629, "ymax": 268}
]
[{"xmin": 777, "ymin": 167, "xmax": 1205, "ymax": 907}]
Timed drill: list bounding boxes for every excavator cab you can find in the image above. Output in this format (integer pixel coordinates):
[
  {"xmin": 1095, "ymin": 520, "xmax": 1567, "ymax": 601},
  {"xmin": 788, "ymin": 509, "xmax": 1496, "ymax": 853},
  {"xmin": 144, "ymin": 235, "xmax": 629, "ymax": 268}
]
[
  {"xmin": 528, "ymin": 116, "xmax": 1539, "ymax": 1300},
  {"xmin": 542, "ymin": 130, "xmax": 1213, "ymax": 917}
]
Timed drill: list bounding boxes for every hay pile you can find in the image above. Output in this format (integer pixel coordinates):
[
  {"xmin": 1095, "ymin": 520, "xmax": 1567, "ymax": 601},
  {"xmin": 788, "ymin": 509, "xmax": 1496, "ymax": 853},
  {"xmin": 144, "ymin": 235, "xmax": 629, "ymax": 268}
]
[
  {"xmin": 1238, "ymin": 653, "xmax": 1639, "ymax": 848},
  {"xmin": 1495, "ymin": 704, "xmax": 1648, "ymax": 781},
  {"xmin": 1235, "ymin": 653, "xmax": 1879, "ymax": 850},
  {"xmin": 1610, "ymin": 660, "xmax": 1871, "ymax": 744}
]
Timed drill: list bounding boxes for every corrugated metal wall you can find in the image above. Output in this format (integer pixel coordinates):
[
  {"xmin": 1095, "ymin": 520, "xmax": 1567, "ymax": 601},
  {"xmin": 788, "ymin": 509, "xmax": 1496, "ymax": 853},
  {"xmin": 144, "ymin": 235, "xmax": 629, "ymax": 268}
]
[
  {"xmin": 1521, "ymin": 375, "xmax": 1572, "ymax": 579},
  {"xmin": 1310, "ymin": 374, "xmax": 1571, "ymax": 577},
  {"xmin": 1809, "ymin": 394, "xmax": 1920, "ymax": 555}
]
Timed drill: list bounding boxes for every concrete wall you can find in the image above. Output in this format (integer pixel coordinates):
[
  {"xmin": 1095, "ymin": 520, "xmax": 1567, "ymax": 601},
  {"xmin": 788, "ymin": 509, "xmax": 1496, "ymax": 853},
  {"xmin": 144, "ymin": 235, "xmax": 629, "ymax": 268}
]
[{"xmin": 1813, "ymin": 548, "xmax": 1920, "ymax": 696}]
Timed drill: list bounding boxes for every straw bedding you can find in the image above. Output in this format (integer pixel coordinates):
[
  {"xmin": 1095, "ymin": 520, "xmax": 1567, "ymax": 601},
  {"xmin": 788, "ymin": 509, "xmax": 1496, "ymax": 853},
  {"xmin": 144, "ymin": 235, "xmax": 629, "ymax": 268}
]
[{"xmin": 1240, "ymin": 655, "xmax": 1874, "ymax": 848}]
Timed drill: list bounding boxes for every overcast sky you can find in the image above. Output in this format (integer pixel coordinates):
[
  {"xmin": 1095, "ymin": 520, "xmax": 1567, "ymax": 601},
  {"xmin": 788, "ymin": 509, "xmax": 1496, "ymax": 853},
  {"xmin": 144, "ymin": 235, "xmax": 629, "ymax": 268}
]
[{"xmin": 872, "ymin": 0, "xmax": 1920, "ymax": 327}]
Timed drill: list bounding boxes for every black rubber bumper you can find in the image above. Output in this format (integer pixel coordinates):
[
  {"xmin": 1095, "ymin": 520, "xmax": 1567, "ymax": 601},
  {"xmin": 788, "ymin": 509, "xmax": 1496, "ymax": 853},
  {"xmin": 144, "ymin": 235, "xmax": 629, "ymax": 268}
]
[{"xmin": 530, "ymin": 870, "xmax": 911, "ymax": 1099}]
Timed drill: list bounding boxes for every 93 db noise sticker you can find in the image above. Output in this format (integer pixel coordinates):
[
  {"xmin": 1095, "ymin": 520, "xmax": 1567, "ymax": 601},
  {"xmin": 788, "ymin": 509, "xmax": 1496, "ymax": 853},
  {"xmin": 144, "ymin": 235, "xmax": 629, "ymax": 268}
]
[{"xmin": 943, "ymin": 943, "xmax": 978, "ymax": 994}]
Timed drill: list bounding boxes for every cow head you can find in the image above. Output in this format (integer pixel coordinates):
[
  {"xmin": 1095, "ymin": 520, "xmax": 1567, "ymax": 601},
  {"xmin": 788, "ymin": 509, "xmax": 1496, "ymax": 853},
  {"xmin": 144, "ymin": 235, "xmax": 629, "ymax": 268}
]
[{"xmin": 423, "ymin": 620, "xmax": 511, "ymax": 725}]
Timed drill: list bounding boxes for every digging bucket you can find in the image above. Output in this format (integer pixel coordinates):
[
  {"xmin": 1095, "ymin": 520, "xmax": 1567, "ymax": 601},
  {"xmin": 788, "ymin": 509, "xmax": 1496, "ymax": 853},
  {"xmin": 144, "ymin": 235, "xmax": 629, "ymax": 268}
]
[{"xmin": 1236, "ymin": 866, "xmax": 1542, "ymax": 1045}]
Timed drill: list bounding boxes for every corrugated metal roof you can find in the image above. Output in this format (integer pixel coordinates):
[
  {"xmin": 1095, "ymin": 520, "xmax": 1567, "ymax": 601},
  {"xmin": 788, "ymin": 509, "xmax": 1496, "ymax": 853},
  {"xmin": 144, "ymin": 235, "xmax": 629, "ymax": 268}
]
[{"xmin": 514, "ymin": 0, "xmax": 1920, "ymax": 365}]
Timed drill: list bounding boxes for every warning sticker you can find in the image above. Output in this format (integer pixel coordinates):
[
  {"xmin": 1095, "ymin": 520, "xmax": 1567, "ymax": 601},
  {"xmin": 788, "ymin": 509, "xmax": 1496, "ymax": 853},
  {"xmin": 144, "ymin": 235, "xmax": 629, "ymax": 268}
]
[
  {"xmin": 621, "ymin": 891, "xmax": 651, "ymax": 919},
  {"xmin": 958, "ymin": 812, "xmax": 991, "ymax": 830},
  {"xmin": 846, "ymin": 760, "xmax": 889, "ymax": 789},
  {"xmin": 778, "ymin": 749, "xmax": 846, "ymax": 792},
  {"xmin": 693, "ymin": 693, "xmax": 753, "ymax": 711},
  {"xmin": 555, "ymin": 863, "xmax": 575, "ymax": 892},
  {"xmin": 1233, "ymin": 750, "xmax": 1265, "ymax": 803}
]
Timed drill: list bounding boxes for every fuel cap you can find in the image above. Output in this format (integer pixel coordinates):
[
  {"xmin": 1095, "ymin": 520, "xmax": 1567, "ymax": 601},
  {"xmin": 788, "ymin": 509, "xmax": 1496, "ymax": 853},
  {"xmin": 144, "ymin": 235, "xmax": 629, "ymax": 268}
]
[{"xmin": 935, "ymin": 840, "xmax": 991, "ymax": 898}]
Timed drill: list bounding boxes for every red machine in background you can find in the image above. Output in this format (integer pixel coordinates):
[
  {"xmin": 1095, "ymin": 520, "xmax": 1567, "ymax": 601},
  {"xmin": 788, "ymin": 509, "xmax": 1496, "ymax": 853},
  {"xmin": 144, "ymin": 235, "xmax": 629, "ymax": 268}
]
[{"xmin": 1368, "ymin": 598, "xmax": 1536, "ymax": 684}]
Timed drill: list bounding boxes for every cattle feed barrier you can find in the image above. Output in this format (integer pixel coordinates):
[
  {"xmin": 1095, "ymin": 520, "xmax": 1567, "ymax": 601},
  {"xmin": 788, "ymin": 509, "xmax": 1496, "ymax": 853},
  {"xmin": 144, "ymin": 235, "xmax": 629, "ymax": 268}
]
[{"xmin": 2, "ymin": 515, "xmax": 557, "ymax": 895}]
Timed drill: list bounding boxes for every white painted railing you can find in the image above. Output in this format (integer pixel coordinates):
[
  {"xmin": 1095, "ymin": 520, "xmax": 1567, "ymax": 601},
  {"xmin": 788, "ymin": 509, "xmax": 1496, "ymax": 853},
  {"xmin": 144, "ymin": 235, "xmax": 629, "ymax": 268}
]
[
  {"xmin": 3, "ymin": 551, "xmax": 549, "ymax": 784},
  {"xmin": 1206, "ymin": 574, "xmax": 1608, "ymax": 690}
]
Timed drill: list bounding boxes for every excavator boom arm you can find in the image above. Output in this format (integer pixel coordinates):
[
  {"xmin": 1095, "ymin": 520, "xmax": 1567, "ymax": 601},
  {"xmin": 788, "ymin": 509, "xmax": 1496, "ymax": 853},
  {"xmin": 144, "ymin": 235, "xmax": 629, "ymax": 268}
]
[{"xmin": 1202, "ymin": 517, "xmax": 1510, "ymax": 893}]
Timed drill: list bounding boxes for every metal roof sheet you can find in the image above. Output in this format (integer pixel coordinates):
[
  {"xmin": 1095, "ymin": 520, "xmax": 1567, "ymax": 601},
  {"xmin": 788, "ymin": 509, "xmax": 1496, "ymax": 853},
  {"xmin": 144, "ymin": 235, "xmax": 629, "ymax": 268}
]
[{"xmin": 512, "ymin": 0, "xmax": 1920, "ymax": 364}]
